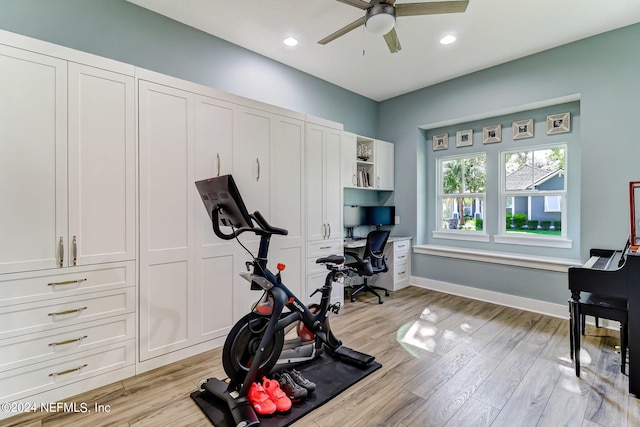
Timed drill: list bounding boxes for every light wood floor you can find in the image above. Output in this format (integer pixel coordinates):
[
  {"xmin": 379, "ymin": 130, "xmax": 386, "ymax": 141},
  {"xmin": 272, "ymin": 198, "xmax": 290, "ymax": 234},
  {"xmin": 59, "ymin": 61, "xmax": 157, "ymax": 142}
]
[{"xmin": 5, "ymin": 286, "xmax": 640, "ymax": 427}]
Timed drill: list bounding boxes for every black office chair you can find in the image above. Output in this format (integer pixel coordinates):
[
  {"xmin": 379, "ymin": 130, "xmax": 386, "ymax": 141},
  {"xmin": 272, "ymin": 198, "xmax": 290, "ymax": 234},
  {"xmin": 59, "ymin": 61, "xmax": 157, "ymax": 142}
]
[
  {"xmin": 345, "ymin": 229, "xmax": 390, "ymax": 304},
  {"xmin": 569, "ymin": 292, "xmax": 628, "ymax": 376}
]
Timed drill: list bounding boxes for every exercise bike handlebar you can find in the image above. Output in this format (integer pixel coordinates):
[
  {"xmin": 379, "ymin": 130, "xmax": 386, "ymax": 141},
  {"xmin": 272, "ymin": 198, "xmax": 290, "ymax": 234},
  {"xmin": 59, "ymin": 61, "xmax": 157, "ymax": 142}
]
[{"xmin": 211, "ymin": 207, "xmax": 288, "ymax": 240}]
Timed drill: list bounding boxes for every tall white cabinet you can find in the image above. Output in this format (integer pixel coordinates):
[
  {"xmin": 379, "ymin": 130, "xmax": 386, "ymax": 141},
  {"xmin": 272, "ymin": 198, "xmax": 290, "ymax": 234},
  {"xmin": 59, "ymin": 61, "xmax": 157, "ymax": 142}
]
[
  {"xmin": 305, "ymin": 118, "xmax": 344, "ymax": 305},
  {"xmin": 0, "ymin": 37, "xmax": 136, "ymax": 414}
]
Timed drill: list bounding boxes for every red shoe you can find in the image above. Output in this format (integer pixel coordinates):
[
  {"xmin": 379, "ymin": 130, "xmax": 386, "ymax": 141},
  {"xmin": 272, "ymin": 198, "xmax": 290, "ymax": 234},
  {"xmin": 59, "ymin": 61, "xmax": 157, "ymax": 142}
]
[
  {"xmin": 248, "ymin": 382, "xmax": 276, "ymax": 415},
  {"xmin": 262, "ymin": 376, "xmax": 292, "ymax": 412}
]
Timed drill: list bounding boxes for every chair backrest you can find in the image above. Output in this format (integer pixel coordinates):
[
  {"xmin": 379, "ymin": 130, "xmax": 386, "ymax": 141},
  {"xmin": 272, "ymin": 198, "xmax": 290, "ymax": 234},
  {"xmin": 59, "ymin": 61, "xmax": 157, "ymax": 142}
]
[{"xmin": 364, "ymin": 229, "xmax": 390, "ymax": 273}]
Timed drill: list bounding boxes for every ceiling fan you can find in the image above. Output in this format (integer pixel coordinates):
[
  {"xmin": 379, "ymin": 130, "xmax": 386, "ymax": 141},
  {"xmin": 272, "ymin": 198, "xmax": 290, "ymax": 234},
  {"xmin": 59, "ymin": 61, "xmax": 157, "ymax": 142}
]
[{"xmin": 318, "ymin": 0, "xmax": 469, "ymax": 53}]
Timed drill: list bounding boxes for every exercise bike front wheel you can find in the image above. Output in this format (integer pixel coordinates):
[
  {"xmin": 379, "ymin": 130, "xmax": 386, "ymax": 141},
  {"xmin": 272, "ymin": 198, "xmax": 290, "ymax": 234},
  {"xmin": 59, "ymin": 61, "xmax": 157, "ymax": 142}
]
[{"xmin": 222, "ymin": 312, "xmax": 284, "ymax": 385}]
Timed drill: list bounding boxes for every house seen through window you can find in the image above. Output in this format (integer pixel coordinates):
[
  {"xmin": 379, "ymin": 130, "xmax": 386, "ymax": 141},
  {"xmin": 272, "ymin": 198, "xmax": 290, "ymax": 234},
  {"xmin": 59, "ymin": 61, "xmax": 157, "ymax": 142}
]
[{"xmin": 501, "ymin": 145, "xmax": 566, "ymax": 238}]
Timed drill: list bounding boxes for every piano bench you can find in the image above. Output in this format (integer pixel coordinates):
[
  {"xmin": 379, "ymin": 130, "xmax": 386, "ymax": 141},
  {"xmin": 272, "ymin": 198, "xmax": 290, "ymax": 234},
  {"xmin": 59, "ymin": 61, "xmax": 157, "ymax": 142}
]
[{"xmin": 569, "ymin": 292, "xmax": 628, "ymax": 377}]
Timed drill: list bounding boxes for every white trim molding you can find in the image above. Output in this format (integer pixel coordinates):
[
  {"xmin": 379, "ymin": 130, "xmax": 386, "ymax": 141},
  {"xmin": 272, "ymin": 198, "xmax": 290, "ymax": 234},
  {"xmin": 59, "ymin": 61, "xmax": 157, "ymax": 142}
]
[
  {"xmin": 414, "ymin": 244, "xmax": 581, "ymax": 272},
  {"xmin": 411, "ymin": 276, "xmax": 568, "ymax": 318}
]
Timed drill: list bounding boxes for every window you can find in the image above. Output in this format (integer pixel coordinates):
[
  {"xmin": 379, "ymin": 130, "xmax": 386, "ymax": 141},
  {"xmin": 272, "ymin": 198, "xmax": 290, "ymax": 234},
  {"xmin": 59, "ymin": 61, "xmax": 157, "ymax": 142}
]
[
  {"xmin": 500, "ymin": 145, "xmax": 567, "ymax": 240},
  {"xmin": 436, "ymin": 153, "xmax": 486, "ymax": 233}
]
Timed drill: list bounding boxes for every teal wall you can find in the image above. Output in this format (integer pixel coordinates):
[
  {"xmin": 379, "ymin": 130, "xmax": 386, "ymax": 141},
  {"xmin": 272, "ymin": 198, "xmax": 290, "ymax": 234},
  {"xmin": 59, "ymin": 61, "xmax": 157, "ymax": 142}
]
[
  {"xmin": 1, "ymin": 0, "xmax": 639, "ymax": 306},
  {"xmin": 0, "ymin": 0, "xmax": 378, "ymax": 136},
  {"xmin": 378, "ymin": 23, "xmax": 640, "ymax": 305}
]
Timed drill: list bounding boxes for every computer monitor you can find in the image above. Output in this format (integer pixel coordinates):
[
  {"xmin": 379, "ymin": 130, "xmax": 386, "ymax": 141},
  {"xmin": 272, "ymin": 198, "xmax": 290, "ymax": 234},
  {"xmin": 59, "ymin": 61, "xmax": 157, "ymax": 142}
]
[
  {"xmin": 195, "ymin": 175, "xmax": 253, "ymax": 229},
  {"xmin": 364, "ymin": 206, "xmax": 395, "ymax": 227}
]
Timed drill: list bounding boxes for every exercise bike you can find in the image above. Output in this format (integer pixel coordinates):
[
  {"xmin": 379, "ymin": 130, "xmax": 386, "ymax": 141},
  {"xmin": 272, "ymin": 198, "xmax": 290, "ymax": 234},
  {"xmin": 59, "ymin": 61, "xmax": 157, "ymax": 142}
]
[{"xmin": 195, "ymin": 175, "xmax": 375, "ymax": 427}]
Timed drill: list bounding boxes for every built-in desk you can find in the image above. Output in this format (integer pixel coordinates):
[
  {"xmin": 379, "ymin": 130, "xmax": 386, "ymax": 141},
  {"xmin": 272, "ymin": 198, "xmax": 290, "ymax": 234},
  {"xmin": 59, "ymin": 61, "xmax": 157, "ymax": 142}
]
[{"xmin": 343, "ymin": 236, "xmax": 412, "ymax": 292}]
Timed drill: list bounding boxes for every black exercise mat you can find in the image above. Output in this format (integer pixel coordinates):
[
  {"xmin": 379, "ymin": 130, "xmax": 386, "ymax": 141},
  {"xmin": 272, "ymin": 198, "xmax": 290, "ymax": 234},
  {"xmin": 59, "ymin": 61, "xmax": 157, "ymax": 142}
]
[{"xmin": 191, "ymin": 352, "xmax": 382, "ymax": 426}]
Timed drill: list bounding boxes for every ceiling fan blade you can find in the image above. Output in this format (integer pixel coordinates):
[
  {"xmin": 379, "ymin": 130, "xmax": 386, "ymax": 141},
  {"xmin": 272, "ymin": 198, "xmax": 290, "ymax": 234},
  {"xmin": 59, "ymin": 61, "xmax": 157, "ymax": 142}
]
[
  {"xmin": 395, "ymin": 0, "xmax": 469, "ymax": 17},
  {"xmin": 383, "ymin": 27, "xmax": 402, "ymax": 53},
  {"xmin": 318, "ymin": 17, "xmax": 366, "ymax": 45},
  {"xmin": 336, "ymin": 0, "xmax": 372, "ymax": 10}
]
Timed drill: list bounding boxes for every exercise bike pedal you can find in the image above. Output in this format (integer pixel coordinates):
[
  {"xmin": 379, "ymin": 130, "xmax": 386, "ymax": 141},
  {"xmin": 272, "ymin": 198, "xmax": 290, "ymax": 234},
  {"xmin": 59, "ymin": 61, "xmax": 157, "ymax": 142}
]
[
  {"xmin": 333, "ymin": 345, "xmax": 375, "ymax": 366},
  {"xmin": 202, "ymin": 378, "xmax": 259, "ymax": 427},
  {"xmin": 330, "ymin": 302, "xmax": 341, "ymax": 314}
]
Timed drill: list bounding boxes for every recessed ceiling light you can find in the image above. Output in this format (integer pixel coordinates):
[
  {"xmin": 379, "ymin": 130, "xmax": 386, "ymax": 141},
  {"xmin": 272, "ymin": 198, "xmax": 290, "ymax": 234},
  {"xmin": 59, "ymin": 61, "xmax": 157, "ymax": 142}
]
[
  {"xmin": 440, "ymin": 35, "xmax": 457, "ymax": 45},
  {"xmin": 283, "ymin": 37, "xmax": 298, "ymax": 47}
]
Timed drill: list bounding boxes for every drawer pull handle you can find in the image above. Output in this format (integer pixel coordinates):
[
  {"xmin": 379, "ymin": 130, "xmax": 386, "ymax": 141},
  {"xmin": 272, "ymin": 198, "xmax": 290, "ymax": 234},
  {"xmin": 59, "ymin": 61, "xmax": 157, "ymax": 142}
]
[
  {"xmin": 398, "ymin": 255, "xmax": 405, "ymax": 259},
  {"xmin": 398, "ymin": 271, "xmax": 406, "ymax": 275},
  {"xmin": 48, "ymin": 307, "xmax": 87, "ymax": 317},
  {"xmin": 48, "ymin": 278, "xmax": 87, "ymax": 287},
  {"xmin": 49, "ymin": 335, "xmax": 88, "ymax": 347},
  {"xmin": 72, "ymin": 235, "xmax": 78, "ymax": 266},
  {"xmin": 320, "ymin": 246, "xmax": 331, "ymax": 250},
  {"xmin": 58, "ymin": 236, "xmax": 64, "ymax": 267},
  {"xmin": 49, "ymin": 364, "xmax": 87, "ymax": 377},
  {"xmin": 217, "ymin": 153, "xmax": 221, "ymax": 177},
  {"xmin": 397, "ymin": 244, "xmax": 406, "ymax": 248}
]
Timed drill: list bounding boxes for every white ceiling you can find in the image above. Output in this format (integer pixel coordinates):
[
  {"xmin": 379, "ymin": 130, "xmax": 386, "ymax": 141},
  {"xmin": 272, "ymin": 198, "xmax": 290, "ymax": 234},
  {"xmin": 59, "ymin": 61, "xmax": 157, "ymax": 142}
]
[{"xmin": 127, "ymin": 0, "xmax": 640, "ymax": 102}]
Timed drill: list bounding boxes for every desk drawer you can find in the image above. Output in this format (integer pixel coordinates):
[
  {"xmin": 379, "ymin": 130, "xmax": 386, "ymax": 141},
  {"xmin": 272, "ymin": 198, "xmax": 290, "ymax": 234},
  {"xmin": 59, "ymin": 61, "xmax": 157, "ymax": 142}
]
[
  {"xmin": 394, "ymin": 240, "xmax": 410, "ymax": 255},
  {"xmin": 0, "ymin": 288, "xmax": 135, "ymax": 340},
  {"xmin": 0, "ymin": 340, "xmax": 134, "ymax": 402},
  {"xmin": 394, "ymin": 262, "xmax": 410, "ymax": 284},
  {"xmin": 394, "ymin": 251, "xmax": 410, "ymax": 264},
  {"xmin": 0, "ymin": 313, "xmax": 134, "ymax": 372},
  {"xmin": 0, "ymin": 261, "xmax": 134, "ymax": 307}
]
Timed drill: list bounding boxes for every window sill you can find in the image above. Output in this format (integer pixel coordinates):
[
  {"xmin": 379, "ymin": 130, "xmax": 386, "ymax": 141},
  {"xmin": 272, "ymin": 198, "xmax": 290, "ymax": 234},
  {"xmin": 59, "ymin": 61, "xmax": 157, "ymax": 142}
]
[
  {"xmin": 432, "ymin": 231, "xmax": 491, "ymax": 242},
  {"xmin": 414, "ymin": 244, "xmax": 581, "ymax": 272},
  {"xmin": 494, "ymin": 234, "xmax": 572, "ymax": 249}
]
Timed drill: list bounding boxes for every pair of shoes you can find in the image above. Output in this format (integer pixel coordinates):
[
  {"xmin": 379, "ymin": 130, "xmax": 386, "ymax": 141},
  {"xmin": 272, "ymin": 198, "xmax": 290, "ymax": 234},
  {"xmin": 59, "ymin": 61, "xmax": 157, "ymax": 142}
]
[
  {"xmin": 262, "ymin": 376, "xmax": 292, "ymax": 412},
  {"xmin": 274, "ymin": 371, "xmax": 307, "ymax": 402},
  {"xmin": 248, "ymin": 377, "xmax": 292, "ymax": 414},
  {"xmin": 288, "ymin": 368, "xmax": 316, "ymax": 393}
]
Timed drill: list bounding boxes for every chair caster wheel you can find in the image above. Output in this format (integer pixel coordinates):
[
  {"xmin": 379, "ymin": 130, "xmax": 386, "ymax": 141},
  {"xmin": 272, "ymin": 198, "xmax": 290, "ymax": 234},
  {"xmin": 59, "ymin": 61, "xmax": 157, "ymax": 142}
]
[
  {"xmin": 351, "ymin": 297, "xmax": 356, "ymax": 302},
  {"xmin": 385, "ymin": 291, "xmax": 390, "ymax": 296},
  {"xmin": 378, "ymin": 300, "xmax": 384, "ymax": 304}
]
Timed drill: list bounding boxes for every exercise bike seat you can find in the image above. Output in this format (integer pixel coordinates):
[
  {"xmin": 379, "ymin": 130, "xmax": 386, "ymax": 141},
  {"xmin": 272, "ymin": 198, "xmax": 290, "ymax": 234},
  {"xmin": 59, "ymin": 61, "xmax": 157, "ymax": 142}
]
[{"xmin": 316, "ymin": 254, "xmax": 345, "ymax": 265}]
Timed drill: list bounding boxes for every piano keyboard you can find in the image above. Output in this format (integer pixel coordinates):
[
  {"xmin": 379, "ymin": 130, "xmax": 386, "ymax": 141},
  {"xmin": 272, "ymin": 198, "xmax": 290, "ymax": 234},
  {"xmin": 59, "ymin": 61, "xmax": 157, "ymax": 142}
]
[{"xmin": 583, "ymin": 252, "xmax": 623, "ymax": 270}]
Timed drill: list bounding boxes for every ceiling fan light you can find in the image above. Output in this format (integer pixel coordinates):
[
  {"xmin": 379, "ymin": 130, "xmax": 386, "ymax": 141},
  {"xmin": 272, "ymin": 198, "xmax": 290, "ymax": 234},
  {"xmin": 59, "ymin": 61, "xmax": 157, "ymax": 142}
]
[{"xmin": 365, "ymin": 3, "xmax": 396, "ymax": 36}]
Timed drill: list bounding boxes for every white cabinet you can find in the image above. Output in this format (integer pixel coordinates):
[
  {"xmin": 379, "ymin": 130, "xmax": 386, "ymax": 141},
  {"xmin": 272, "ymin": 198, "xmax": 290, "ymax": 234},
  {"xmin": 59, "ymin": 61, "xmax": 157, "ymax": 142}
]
[
  {"xmin": 0, "ymin": 39, "xmax": 136, "ymax": 419},
  {"xmin": 374, "ymin": 139, "xmax": 395, "ymax": 191},
  {"xmin": 341, "ymin": 132, "xmax": 358, "ymax": 188},
  {"xmin": 305, "ymin": 118, "xmax": 344, "ymax": 305},
  {"xmin": 138, "ymin": 80, "xmax": 195, "ymax": 361},
  {"xmin": 0, "ymin": 46, "xmax": 135, "ymax": 275},
  {"xmin": 306, "ymin": 122, "xmax": 344, "ymax": 242},
  {"xmin": 371, "ymin": 238, "xmax": 412, "ymax": 291},
  {"xmin": 0, "ymin": 45, "xmax": 67, "ymax": 274},
  {"xmin": 342, "ymin": 134, "xmax": 394, "ymax": 191}
]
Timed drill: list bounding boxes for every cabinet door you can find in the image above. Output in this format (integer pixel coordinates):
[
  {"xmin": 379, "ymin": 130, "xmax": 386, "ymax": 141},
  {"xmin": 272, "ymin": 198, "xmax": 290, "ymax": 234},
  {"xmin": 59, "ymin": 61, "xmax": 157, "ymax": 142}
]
[
  {"xmin": 341, "ymin": 132, "xmax": 357, "ymax": 188},
  {"xmin": 306, "ymin": 124, "xmax": 325, "ymax": 242},
  {"xmin": 138, "ymin": 81, "xmax": 194, "ymax": 360},
  {"xmin": 270, "ymin": 115, "xmax": 305, "ymax": 298},
  {"xmin": 194, "ymin": 95, "xmax": 236, "ymax": 339},
  {"xmin": 375, "ymin": 140, "xmax": 394, "ymax": 191},
  {"xmin": 325, "ymin": 129, "xmax": 343, "ymax": 240},
  {"xmin": 68, "ymin": 63, "xmax": 135, "ymax": 266},
  {"xmin": 195, "ymin": 95, "xmax": 234, "ymax": 181},
  {"xmin": 0, "ymin": 45, "xmax": 67, "ymax": 274}
]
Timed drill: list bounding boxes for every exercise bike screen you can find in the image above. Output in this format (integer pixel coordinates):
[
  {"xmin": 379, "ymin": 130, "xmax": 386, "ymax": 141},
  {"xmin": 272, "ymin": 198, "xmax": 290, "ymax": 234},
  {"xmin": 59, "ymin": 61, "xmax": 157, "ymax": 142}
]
[{"xmin": 195, "ymin": 175, "xmax": 253, "ymax": 229}]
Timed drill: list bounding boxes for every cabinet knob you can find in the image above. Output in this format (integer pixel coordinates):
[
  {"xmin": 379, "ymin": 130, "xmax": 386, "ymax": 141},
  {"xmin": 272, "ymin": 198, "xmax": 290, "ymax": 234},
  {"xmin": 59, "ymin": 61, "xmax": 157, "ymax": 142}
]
[{"xmin": 58, "ymin": 236, "xmax": 64, "ymax": 267}]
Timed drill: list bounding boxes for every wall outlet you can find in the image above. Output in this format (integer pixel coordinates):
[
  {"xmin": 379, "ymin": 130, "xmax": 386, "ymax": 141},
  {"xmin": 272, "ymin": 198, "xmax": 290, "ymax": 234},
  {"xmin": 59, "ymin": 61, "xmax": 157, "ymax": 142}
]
[{"xmin": 394, "ymin": 215, "xmax": 400, "ymax": 225}]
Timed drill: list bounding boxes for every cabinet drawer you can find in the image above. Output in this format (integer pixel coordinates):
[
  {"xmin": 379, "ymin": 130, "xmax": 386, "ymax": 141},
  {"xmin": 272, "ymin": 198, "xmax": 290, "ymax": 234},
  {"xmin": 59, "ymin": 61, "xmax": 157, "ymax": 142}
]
[
  {"xmin": 0, "ymin": 287, "xmax": 135, "ymax": 340},
  {"xmin": 393, "ymin": 240, "xmax": 410, "ymax": 255},
  {"xmin": 394, "ymin": 250, "xmax": 410, "ymax": 264},
  {"xmin": 394, "ymin": 262, "xmax": 410, "ymax": 284},
  {"xmin": 0, "ymin": 340, "xmax": 134, "ymax": 402},
  {"xmin": 307, "ymin": 240, "xmax": 343, "ymax": 258},
  {"xmin": 0, "ymin": 261, "xmax": 135, "ymax": 307},
  {"xmin": 0, "ymin": 313, "xmax": 134, "ymax": 372}
]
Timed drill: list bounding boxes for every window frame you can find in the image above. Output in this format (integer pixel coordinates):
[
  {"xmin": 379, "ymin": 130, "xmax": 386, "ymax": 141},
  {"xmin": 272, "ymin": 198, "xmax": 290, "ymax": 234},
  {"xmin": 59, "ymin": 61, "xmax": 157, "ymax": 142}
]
[
  {"xmin": 495, "ymin": 143, "xmax": 570, "ymax": 248},
  {"xmin": 434, "ymin": 152, "xmax": 489, "ymax": 242}
]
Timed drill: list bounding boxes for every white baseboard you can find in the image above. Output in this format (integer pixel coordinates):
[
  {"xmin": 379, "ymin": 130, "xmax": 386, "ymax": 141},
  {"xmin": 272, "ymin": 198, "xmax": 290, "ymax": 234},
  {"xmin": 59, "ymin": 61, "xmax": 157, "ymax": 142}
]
[
  {"xmin": 409, "ymin": 276, "xmax": 620, "ymax": 330},
  {"xmin": 410, "ymin": 275, "xmax": 568, "ymax": 318}
]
